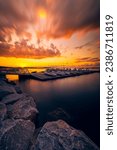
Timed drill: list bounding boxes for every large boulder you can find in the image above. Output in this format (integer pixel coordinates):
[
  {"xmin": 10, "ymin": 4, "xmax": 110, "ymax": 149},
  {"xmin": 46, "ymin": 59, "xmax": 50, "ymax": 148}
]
[
  {"xmin": 0, "ymin": 85, "xmax": 15, "ymax": 100},
  {"xmin": 32, "ymin": 120, "xmax": 99, "ymax": 150},
  {"xmin": 14, "ymin": 85, "xmax": 23, "ymax": 94},
  {"xmin": 0, "ymin": 103, "xmax": 7, "ymax": 121},
  {"xmin": 9, "ymin": 96, "xmax": 38, "ymax": 120},
  {"xmin": 0, "ymin": 119, "xmax": 35, "ymax": 150},
  {"xmin": 1, "ymin": 93, "xmax": 25, "ymax": 104}
]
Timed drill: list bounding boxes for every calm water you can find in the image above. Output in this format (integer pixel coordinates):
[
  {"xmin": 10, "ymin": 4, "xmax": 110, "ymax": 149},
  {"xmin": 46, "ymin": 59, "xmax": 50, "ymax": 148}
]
[{"xmin": 17, "ymin": 73, "xmax": 100, "ymax": 146}]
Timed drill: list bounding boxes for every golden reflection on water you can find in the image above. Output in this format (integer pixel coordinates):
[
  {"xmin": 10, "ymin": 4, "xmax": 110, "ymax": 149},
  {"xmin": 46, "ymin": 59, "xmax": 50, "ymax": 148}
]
[
  {"xmin": 6, "ymin": 75, "xmax": 19, "ymax": 81},
  {"xmin": 28, "ymin": 68, "xmax": 46, "ymax": 73},
  {"xmin": 5, "ymin": 68, "xmax": 46, "ymax": 81}
]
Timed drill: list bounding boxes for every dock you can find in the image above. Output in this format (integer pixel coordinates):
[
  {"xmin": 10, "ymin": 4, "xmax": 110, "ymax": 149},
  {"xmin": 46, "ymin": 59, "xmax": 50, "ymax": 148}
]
[
  {"xmin": 30, "ymin": 69, "xmax": 99, "ymax": 81},
  {"xmin": 0, "ymin": 67, "xmax": 100, "ymax": 81}
]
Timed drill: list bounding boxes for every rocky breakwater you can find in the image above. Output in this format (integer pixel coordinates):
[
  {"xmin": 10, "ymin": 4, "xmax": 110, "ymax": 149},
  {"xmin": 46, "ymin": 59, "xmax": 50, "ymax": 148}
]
[
  {"xmin": 31, "ymin": 120, "xmax": 99, "ymax": 150},
  {"xmin": 0, "ymin": 78, "xmax": 38, "ymax": 150},
  {"xmin": 0, "ymin": 77, "xmax": 99, "ymax": 150}
]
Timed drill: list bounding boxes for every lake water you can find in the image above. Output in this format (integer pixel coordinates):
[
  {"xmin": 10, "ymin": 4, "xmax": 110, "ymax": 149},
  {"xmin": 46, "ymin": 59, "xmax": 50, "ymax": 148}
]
[{"xmin": 17, "ymin": 73, "xmax": 100, "ymax": 146}]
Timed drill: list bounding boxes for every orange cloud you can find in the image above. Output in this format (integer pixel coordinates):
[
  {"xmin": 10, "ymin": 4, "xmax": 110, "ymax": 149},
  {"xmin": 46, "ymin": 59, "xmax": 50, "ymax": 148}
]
[
  {"xmin": 0, "ymin": 0, "xmax": 100, "ymax": 40},
  {"xmin": 0, "ymin": 0, "xmax": 100, "ymax": 66},
  {"xmin": 0, "ymin": 40, "xmax": 61, "ymax": 59}
]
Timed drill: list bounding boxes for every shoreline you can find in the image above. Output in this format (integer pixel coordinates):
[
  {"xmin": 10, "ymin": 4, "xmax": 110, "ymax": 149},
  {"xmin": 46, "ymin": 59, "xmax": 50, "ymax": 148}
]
[
  {"xmin": 0, "ymin": 77, "xmax": 99, "ymax": 150},
  {"xmin": 30, "ymin": 70, "xmax": 100, "ymax": 81},
  {"xmin": 0, "ymin": 67, "xmax": 100, "ymax": 81}
]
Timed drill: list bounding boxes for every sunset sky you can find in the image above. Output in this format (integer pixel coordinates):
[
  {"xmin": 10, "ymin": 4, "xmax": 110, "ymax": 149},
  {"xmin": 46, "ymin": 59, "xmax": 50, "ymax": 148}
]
[{"xmin": 0, "ymin": 0, "xmax": 100, "ymax": 68}]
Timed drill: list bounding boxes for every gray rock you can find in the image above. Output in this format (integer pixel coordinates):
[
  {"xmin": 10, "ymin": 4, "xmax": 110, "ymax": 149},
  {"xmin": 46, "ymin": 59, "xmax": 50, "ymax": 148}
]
[
  {"xmin": 33, "ymin": 120, "xmax": 99, "ymax": 150},
  {"xmin": 6, "ymin": 104, "xmax": 13, "ymax": 118},
  {"xmin": 14, "ymin": 85, "xmax": 23, "ymax": 94},
  {"xmin": 1, "ymin": 93, "xmax": 25, "ymax": 104},
  {"xmin": 0, "ymin": 80, "xmax": 9, "ymax": 86},
  {"xmin": 0, "ymin": 119, "xmax": 35, "ymax": 150},
  {"xmin": 0, "ymin": 103, "xmax": 7, "ymax": 121},
  {"xmin": 9, "ymin": 96, "xmax": 38, "ymax": 120},
  {"xmin": 0, "ymin": 85, "xmax": 15, "ymax": 100}
]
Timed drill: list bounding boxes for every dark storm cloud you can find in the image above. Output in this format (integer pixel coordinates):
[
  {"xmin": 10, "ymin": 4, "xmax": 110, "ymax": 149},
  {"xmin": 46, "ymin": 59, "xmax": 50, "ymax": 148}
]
[{"xmin": 47, "ymin": 0, "xmax": 100, "ymax": 38}]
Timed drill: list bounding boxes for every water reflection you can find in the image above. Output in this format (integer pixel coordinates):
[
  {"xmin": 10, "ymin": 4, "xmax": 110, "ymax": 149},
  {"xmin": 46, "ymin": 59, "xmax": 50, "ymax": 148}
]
[
  {"xmin": 28, "ymin": 68, "xmax": 46, "ymax": 73},
  {"xmin": 18, "ymin": 73, "xmax": 100, "ymax": 146},
  {"xmin": 6, "ymin": 75, "xmax": 19, "ymax": 81}
]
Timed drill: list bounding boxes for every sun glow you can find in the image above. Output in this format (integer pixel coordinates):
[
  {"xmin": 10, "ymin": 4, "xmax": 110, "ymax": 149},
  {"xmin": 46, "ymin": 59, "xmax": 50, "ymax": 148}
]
[
  {"xmin": 37, "ymin": 8, "xmax": 47, "ymax": 19},
  {"xmin": 19, "ymin": 62, "xmax": 27, "ymax": 68},
  {"xmin": 0, "ymin": 1, "xmax": 100, "ymax": 70}
]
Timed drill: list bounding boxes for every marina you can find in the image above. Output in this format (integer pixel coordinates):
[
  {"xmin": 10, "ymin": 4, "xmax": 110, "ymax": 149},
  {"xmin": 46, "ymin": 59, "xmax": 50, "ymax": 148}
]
[{"xmin": 0, "ymin": 67, "xmax": 99, "ymax": 81}]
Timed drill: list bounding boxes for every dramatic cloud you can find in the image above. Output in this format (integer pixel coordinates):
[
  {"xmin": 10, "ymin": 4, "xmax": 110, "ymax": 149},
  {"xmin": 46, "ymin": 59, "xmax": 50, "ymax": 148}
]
[
  {"xmin": 0, "ymin": 0, "xmax": 100, "ymax": 39},
  {"xmin": 76, "ymin": 57, "xmax": 100, "ymax": 62},
  {"xmin": 75, "ymin": 41, "xmax": 93, "ymax": 50},
  {"xmin": 0, "ymin": 40, "xmax": 61, "ymax": 59},
  {"xmin": 75, "ymin": 57, "xmax": 100, "ymax": 69},
  {"xmin": 75, "ymin": 39, "xmax": 100, "ymax": 51},
  {"xmin": 0, "ymin": 0, "xmax": 100, "ymax": 61},
  {"xmin": 46, "ymin": 0, "xmax": 100, "ymax": 38}
]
